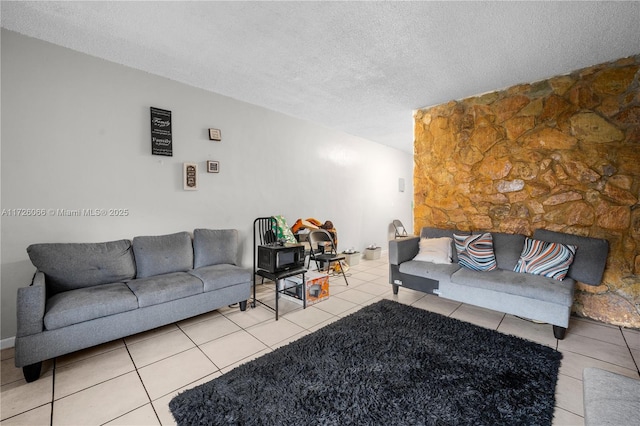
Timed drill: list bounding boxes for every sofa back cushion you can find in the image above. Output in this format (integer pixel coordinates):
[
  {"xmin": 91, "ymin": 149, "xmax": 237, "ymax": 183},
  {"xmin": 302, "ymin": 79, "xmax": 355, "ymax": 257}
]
[
  {"xmin": 27, "ymin": 239, "xmax": 136, "ymax": 295},
  {"xmin": 491, "ymin": 232, "xmax": 527, "ymax": 271},
  {"xmin": 133, "ymin": 232, "xmax": 193, "ymax": 278},
  {"xmin": 193, "ymin": 229, "xmax": 238, "ymax": 268},
  {"xmin": 533, "ymin": 229, "xmax": 608, "ymax": 286}
]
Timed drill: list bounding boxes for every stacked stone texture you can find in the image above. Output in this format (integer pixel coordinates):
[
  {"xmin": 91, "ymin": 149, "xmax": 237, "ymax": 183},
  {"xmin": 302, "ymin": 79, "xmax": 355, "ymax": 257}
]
[{"xmin": 414, "ymin": 55, "xmax": 640, "ymax": 327}]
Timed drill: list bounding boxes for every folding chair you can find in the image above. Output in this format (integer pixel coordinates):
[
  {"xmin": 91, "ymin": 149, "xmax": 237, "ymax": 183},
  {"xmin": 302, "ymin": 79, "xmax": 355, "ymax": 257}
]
[
  {"xmin": 393, "ymin": 219, "xmax": 409, "ymax": 238},
  {"xmin": 308, "ymin": 229, "xmax": 349, "ymax": 286}
]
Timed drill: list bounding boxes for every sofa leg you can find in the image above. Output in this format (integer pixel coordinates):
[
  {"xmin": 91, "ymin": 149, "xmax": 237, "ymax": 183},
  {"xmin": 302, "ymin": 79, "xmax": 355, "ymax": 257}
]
[
  {"xmin": 553, "ymin": 325, "xmax": 567, "ymax": 340},
  {"xmin": 392, "ymin": 284, "xmax": 399, "ymax": 295},
  {"xmin": 22, "ymin": 362, "xmax": 42, "ymax": 383},
  {"xmin": 239, "ymin": 300, "xmax": 247, "ymax": 311}
]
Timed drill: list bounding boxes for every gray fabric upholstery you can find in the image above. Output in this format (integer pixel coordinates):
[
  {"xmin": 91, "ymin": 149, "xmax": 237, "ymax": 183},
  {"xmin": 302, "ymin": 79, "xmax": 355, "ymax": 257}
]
[
  {"xmin": 439, "ymin": 281, "xmax": 573, "ymax": 327},
  {"xmin": 193, "ymin": 229, "xmax": 238, "ymax": 268},
  {"xmin": 533, "ymin": 229, "xmax": 608, "ymax": 285},
  {"xmin": 392, "ymin": 226, "xmax": 609, "ymax": 332},
  {"xmin": 27, "ymin": 239, "xmax": 136, "ymax": 294},
  {"xmin": 44, "ymin": 283, "xmax": 138, "ymax": 330},
  {"xmin": 189, "ymin": 264, "xmax": 251, "ymax": 292},
  {"xmin": 450, "ymin": 268, "xmax": 575, "ymax": 306},
  {"xmin": 399, "ymin": 260, "xmax": 461, "ymax": 283},
  {"xmin": 583, "ymin": 367, "xmax": 640, "ymax": 426},
  {"xmin": 420, "ymin": 228, "xmax": 469, "ymax": 263},
  {"xmin": 389, "ymin": 236, "xmax": 419, "ymax": 265},
  {"xmin": 491, "ymin": 232, "xmax": 526, "ymax": 271},
  {"xmin": 127, "ymin": 272, "xmax": 203, "ymax": 308},
  {"xmin": 16, "ymin": 272, "xmax": 46, "ymax": 337},
  {"xmin": 15, "ymin": 228, "xmax": 252, "ymax": 375},
  {"xmin": 15, "ymin": 283, "xmax": 250, "ymax": 368},
  {"xmin": 133, "ymin": 232, "xmax": 194, "ymax": 278}
]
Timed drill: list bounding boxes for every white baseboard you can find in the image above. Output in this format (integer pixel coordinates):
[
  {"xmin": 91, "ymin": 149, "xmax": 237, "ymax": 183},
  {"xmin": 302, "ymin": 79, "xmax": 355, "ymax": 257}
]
[{"xmin": 1, "ymin": 336, "xmax": 16, "ymax": 350}]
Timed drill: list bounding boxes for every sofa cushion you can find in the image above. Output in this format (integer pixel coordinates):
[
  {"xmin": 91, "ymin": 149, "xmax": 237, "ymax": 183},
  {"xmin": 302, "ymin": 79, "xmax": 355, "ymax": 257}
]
[
  {"xmin": 491, "ymin": 232, "xmax": 527, "ymax": 271},
  {"xmin": 27, "ymin": 240, "xmax": 136, "ymax": 295},
  {"xmin": 454, "ymin": 233, "xmax": 497, "ymax": 271},
  {"xmin": 514, "ymin": 237, "xmax": 577, "ymax": 281},
  {"xmin": 44, "ymin": 283, "xmax": 138, "ymax": 330},
  {"xmin": 413, "ymin": 237, "xmax": 452, "ymax": 264},
  {"xmin": 420, "ymin": 228, "xmax": 469, "ymax": 263},
  {"xmin": 127, "ymin": 272, "xmax": 203, "ymax": 308},
  {"xmin": 399, "ymin": 260, "xmax": 461, "ymax": 282},
  {"xmin": 189, "ymin": 264, "xmax": 252, "ymax": 292},
  {"xmin": 133, "ymin": 232, "xmax": 193, "ymax": 278},
  {"xmin": 193, "ymin": 229, "xmax": 238, "ymax": 268},
  {"xmin": 450, "ymin": 267, "xmax": 575, "ymax": 306},
  {"xmin": 533, "ymin": 229, "xmax": 608, "ymax": 285}
]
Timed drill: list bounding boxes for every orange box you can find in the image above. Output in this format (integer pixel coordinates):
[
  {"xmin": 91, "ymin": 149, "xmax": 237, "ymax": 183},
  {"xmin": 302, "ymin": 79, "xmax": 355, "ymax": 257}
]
[{"xmin": 305, "ymin": 271, "xmax": 329, "ymax": 305}]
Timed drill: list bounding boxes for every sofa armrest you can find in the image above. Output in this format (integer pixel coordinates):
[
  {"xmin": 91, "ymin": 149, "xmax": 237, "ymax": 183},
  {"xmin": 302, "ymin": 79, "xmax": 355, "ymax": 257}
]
[
  {"xmin": 16, "ymin": 271, "xmax": 46, "ymax": 337},
  {"xmin": 389, "ymin": 237, "xmax": 420, "ymax": 265}
]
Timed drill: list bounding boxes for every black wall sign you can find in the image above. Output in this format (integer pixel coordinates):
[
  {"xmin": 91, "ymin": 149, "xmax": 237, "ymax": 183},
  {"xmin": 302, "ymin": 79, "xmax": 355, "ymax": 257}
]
[{"xmin": 150, "ymin": 107, "xmax": 173, "ymax": 156}]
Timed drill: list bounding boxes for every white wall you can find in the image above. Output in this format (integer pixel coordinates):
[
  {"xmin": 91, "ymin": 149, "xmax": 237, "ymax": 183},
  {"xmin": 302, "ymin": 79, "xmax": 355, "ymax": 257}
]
[{"xmin": 0, "ymin": 30, "xmax": 413, "ymax": 341}]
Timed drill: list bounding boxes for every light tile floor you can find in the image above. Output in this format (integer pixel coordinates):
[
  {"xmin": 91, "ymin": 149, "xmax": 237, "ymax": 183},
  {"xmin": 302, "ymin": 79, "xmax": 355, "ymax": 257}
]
[{"xmin": 1, "ymin": 255, "xmax": 639, "ymax": 425}]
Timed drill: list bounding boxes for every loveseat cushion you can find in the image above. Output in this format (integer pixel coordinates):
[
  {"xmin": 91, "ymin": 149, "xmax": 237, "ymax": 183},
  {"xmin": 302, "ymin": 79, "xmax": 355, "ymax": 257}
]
[
  {"xmin": 127, "ymin": 272, "xmax": 204, "ymax": 308},
  {"xmin": 133, "ymin": 232, "xmax": 193, "ymax": 278},
  {"xmin": 189, "ymin": 264, "xmax": 252, "ymax": 292},
  {"xmin": 44, "ymin": 283, "xmax": 138, "ymax": 330},
  {"xmin": 193, "ymin": 229, "xmax": 238, "ymax": 268},
  {"xmin": 399, "ymin": 260, "xmax": 461, "ymax": 282},
  {"xmin": 450, "ymin": 267, "xmax": 575, "ymax": 306},
  {"xmin": 27, "ymin": 240, "xmax": 136, "ymax": 295}
]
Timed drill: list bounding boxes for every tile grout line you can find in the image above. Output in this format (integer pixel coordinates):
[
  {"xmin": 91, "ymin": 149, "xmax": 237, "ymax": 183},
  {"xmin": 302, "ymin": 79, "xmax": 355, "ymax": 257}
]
[
  {"xmin": 122, "ymin": 337, "xmax": 163, "ymax": 426},
  {"xmin": 619, "ymin": 327, "xmax": 640, "ymax": 376}
]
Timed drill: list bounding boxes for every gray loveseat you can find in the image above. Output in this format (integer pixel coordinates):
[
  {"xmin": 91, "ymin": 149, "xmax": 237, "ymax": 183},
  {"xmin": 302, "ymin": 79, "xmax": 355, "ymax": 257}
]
[
  {"xmin": 389, "ymin": 227, "xmax": 609, "ymax": 339},
  {"xmin": 15, "ymin": 229, "xmax": 251, "ymax": 382}
]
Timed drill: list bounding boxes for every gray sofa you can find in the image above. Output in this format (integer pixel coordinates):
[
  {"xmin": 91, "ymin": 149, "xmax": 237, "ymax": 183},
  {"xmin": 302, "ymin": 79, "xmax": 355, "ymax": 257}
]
[
  {"xmin": 389, "ymin": 227, "xmax": 609, "ymax": 339},
  {"xmin": 15, "ymin": 229, "xmax": 252, "ymax": 382}
]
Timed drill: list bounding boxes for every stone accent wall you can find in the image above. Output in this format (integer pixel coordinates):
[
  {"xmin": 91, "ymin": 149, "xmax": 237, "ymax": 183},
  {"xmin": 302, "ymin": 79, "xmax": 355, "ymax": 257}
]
[{"xmin": 414, "ymin": 55, "xmax": 640, "ymax": 328}]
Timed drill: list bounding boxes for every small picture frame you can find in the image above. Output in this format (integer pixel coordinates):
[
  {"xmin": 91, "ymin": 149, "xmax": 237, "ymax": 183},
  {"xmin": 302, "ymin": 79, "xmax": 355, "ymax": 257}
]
[
  {"xmin": 208, "ymin": 128, "xmax": 221, "ymax": 141},
  {"xmin": 183, "ymin": 162, "xmax": 198, "ymax": 190},
  {"xmin": 207, "ymin": 160, "xmax": 219, "ymax": 173}
]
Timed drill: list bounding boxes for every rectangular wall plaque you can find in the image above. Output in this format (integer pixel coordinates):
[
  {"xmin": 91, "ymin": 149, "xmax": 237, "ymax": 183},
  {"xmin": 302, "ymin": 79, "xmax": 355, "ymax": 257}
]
[
  {"xmin": 150, "ymin": 107, "xmax": 173, "ymax": 156},
  {"xmin": 207, "ymin": 160, "xmax": 219, "ymax": 173},
  {"xmin": 183, "ymin": 162, "xmax": 198, "ymax": 190},
  {"xmin": 209, "ymin": 128, "xmax": 221, "ymax": 141}
]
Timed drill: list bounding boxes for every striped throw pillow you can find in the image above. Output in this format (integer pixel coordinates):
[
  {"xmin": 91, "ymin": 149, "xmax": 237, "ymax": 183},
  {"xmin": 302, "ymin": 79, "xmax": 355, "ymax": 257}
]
[
  {"xmin": 453, "ymin": 233, "xmax": 497, "ymax": 272},
  {"xmin": 514, "ymin": 237, "xmax": 577, "ymax": 281}
]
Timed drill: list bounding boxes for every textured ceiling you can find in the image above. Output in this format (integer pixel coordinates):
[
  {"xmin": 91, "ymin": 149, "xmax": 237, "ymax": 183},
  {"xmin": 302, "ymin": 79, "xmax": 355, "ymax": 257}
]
[{"xmin": 2, "ymin": 1, "xmax": 640, "ymax": 153}]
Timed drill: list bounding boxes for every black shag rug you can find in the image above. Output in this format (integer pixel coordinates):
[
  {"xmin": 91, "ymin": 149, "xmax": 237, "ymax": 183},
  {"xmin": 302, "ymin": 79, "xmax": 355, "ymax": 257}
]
[{"xmin": 170, "ymin": 299, "xmax": 562, "ymax": 425}]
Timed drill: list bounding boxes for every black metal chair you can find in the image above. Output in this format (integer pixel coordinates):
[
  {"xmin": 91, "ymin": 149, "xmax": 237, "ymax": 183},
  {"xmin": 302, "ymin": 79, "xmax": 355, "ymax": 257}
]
[
  {"xmin": 308, "ymin": 229, "xmax": 348, "ymax": 286},
  {"xmin": 392, "ymin": 219, "xmax": 409, "ymax": 238},
  {"xmin": 252, "ymin": 217, "xmax": 307, "ymax": 319}
]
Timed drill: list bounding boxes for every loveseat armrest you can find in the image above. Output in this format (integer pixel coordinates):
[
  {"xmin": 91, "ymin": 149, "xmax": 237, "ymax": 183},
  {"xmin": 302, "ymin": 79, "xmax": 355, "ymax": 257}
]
[
  {"xmin": 16, "ymin": 271, "xmax": 46, "ymax": 337},
  {"xmin": 389, "ymin": 237, "xmax": 420, "ymax": 265}
]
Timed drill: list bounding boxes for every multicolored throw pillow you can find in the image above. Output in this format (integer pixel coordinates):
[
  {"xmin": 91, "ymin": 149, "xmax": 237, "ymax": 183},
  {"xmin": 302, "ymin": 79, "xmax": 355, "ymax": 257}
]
[
  {"xmin": 453, "ymin": 233, "xmax": 497, "ymax": 272},
  {"xmin": 514, "ymin": 237, "xmax": 577, "ymax": 281}
]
